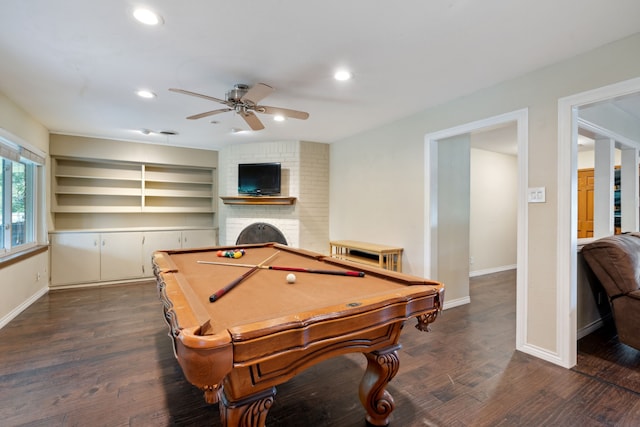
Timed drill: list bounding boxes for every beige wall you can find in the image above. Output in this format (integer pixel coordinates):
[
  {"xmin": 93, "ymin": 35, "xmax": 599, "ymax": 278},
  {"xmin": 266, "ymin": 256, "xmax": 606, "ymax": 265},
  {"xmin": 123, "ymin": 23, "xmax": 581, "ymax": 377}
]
[
  {"xmin": 436, "ymin": 134, "xmax": 471, "ymax": 306},
  {"xmin": 470, "ymin": 148, "xmax": 518, "ymax": 275},
  {"xmin": 0, "ymin": 91, "xmax": 50, "ymax": 327},
  {"xmin": 330, "ymin": 32, "xmax": 640, "ymax": 357},
  {"xmin": 0, "ymin": 92, "xmax": 48, "ymax": 153}
]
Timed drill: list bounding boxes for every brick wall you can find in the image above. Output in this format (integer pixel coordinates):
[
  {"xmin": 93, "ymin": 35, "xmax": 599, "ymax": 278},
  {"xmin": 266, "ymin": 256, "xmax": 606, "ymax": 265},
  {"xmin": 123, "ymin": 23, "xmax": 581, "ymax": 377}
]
[{"xmin": 219, "ymin": 141, "xmax": 329, "ymax": 254}]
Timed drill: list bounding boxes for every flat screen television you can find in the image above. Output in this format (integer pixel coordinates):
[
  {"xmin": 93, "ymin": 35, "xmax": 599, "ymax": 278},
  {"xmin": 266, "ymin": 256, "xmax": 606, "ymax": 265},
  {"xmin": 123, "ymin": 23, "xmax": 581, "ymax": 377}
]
[{"xmin": 238, "ymin": 162, "xmax": 281, "ymax": 196}]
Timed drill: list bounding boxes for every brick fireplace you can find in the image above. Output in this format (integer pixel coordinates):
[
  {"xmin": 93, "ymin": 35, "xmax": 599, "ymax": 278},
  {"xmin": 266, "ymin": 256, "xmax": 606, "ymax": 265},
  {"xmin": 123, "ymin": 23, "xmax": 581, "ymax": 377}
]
[{"xmin": 218, "ymin": 141, "xmax": 329, "ymax": 255}]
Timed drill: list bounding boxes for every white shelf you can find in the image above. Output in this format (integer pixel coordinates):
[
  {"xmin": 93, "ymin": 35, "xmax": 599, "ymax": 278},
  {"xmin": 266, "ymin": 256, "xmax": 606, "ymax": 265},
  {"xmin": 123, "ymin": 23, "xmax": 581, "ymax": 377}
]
[
  {"xmin": 52, "ymin": 157, "xmax": 216, "ymax": 214},
  {"xmin": 220, "ymin": 196, "xmax": 297, "ymax": 205}
]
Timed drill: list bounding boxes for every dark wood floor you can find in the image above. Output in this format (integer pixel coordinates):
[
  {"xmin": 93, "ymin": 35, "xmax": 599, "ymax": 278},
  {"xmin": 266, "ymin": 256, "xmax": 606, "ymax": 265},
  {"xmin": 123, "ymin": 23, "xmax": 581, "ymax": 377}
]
[{"xmin": 1, "ymin": 270, "xmax": 639, "ymax": 426}]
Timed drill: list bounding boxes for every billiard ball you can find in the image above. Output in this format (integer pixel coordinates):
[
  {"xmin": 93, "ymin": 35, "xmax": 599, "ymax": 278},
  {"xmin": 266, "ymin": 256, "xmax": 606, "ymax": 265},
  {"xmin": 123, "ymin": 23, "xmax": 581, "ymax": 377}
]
[{"xmin": 286, "ymin": 273, "xmax": 296, "ymax": 284}]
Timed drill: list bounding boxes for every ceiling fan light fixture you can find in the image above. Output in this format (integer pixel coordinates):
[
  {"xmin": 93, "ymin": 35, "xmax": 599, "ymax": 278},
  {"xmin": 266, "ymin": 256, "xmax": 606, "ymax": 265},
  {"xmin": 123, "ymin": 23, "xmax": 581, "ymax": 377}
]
[
  {"xmin": 273, "ymin": 115, "xmax": 285, "ymax": 122},
  {"xmin": 133, "ymin": 8, "xmax": 163, "ymax": 26},
  {"xmin": 136, "ymin": 89, "xmax": 156, "ymax": 99},
  {"xmin": 334, "ymin": 70, "xmax": 353, "ymax": 81}
]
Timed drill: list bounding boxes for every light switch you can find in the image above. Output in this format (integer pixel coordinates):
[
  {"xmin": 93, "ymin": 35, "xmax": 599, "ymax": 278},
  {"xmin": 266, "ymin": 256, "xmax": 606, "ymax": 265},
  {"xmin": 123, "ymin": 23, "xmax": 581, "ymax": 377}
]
[{"xmin": 528, "ymin": 187, "xmax": 546, "ymax": 203}]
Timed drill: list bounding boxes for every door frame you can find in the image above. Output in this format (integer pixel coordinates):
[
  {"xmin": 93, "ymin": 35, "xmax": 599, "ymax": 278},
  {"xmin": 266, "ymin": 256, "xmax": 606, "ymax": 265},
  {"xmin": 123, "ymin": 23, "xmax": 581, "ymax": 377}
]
[
  {"xmin": 424, "ymin": 108, "xmax": 528, "ymax": 346},
  {"xmin": 557, "ymin": 76, "xmax": 640, "ymax": 368}
]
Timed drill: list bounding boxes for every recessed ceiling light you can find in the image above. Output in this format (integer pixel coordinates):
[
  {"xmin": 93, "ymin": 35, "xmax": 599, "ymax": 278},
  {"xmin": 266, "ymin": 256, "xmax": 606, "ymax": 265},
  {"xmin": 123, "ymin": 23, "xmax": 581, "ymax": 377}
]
[
  {"xmin": 136, "ymin": 89, "xmax": 156, "ymax": 99},
  {"xmin": 334, "ymin": 70, "xmax": 353, "ymax": 81},
  {"xmin": 133, "ymin": 8, "xmax": 163, "ymax": 25},
  {"xmin": 273, "ymin": 115, "xmax": 285, "ymax": 122}
]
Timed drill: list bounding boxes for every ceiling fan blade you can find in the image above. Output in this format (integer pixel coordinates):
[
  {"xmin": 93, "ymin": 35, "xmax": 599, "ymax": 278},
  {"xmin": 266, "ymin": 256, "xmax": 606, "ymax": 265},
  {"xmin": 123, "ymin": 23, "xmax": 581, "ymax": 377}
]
[
  {"xmin": 240, "ymin": 111, "xmax": 265, "ymax": 131},
  {"xmin": 169, "ymin": 88, "xmax": 229, "ymax": 105},
  {"xmin": 258, "ymin": 105, "xmax": 309, "ymax": 120},
  {"xmin": 241, "ymin": 83, "xmax": 273, "ymax": 105},
  {"xmin": 187, "ymin": 108, "xmax": 232, "ymax": 120}
]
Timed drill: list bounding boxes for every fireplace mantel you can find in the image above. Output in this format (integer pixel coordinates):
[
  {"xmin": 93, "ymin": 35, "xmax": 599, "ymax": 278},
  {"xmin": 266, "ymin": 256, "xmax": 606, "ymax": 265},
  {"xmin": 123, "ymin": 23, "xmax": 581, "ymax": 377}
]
[{"xmin": 220, "ymin": 196, "xmax": 297, "ymax": 206}]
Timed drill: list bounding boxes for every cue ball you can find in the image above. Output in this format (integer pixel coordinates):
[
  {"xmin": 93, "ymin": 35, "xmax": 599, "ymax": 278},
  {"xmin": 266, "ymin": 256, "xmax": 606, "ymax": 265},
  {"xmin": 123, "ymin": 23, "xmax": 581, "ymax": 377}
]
[{"xmin": 286, "ymin": 273, "xmax": 296, "ymax": 284}]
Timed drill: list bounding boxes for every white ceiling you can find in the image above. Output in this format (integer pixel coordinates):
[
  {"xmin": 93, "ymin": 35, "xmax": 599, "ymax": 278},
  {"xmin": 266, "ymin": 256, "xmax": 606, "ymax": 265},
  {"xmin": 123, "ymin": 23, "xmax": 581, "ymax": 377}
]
[{"xmin": 1, "ymin": 1, "xmax": 640, "ymax": 151}]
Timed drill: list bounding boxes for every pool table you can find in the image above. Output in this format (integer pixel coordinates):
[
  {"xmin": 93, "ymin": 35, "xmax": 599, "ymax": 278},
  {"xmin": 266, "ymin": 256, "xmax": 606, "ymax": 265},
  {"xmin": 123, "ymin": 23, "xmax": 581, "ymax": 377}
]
[{"xmin": 152, "ymin": 243, "xmax": 444, "ymax": 427}]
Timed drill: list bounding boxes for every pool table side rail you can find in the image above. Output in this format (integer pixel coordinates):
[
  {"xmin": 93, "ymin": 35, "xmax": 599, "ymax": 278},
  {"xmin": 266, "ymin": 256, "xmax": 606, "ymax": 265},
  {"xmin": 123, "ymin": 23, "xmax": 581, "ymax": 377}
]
[{"xmin": 228, "ymin": 288, "xmax": 442, "ymax": 366}]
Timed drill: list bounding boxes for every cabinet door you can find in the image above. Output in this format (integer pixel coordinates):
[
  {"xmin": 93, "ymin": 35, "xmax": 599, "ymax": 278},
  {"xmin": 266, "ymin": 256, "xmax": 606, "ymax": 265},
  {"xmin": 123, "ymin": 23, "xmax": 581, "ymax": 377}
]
[
  {"xmin": 50, "ymin": 233, "xmax": 101, "ymax": 286},
  {"xmin": 100, "ymin": 232, "xmax": 144, "ymax": 281},
  {"xmin": 141, "ymin": 230, "xmax": 182, "ymax": 276},
  {"xmin": 181, "ymin": 229, "xmax": 217, "ymax": 249}
]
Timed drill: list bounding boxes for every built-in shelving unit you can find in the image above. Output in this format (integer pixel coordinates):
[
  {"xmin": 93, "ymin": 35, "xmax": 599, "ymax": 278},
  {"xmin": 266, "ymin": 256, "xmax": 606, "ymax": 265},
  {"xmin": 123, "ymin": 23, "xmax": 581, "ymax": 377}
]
[
  {"xmin": 53, "ymin": 158, "xmax": 215, "ymax": 213},
  {"xmin": 49, "ymin": 136, "xmax": 219, "ymax": 288},
  {"xmin": 220, "ymin": 196, "xmax": 296, "ymax": 205}
]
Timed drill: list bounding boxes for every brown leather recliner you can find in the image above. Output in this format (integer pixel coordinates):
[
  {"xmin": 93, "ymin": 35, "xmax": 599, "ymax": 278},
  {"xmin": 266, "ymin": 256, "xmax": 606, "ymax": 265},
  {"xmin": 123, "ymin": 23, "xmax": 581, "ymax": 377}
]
[{"xmin": 581, "ymin": 233, "xmax": 640, "ymax": 350}]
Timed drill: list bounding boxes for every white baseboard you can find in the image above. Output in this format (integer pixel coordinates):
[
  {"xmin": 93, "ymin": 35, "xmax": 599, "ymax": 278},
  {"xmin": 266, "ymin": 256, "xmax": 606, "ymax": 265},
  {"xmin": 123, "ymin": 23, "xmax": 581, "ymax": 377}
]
[
  {"xmin": 577, "ymin": 314, "xmax": 612, "ymax": 340},
  {"xmin": 470, "ymin": 264, "xmax": 517, "ymax": 277},
  {"xmin": 0, "ymin": 285, "xmax": 48, "ymax": 330},
  {"xmin": 48, "ymin": 277, "xmax": 154, "ymax": 291},
  {"xmin": 518, "ymin": 342, "xmax": 566, "ymax": 367},
  {"xmin": 443, "ymin": 295, "xmax": 471, "ymax": 310}
]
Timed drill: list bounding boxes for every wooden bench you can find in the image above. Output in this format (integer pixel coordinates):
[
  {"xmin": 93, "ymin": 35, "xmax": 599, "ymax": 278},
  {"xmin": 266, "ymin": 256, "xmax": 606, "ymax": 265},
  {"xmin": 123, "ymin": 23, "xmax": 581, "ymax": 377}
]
[{"xmin": 329, "ymin": 240, "xmax": 403, "ymax": 272}]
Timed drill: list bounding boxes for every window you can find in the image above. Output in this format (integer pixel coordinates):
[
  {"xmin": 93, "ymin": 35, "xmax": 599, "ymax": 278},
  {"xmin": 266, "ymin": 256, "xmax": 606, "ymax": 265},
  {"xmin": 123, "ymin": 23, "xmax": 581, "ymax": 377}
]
[{"xmin": 0, "ymin": 136, "xmax": 43, "ymax": 255}]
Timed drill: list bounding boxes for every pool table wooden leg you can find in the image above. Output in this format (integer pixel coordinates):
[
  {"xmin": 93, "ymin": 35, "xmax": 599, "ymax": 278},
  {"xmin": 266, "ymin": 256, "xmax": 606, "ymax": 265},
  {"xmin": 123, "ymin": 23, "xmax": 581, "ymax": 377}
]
[
  {"xmin": 219, "ymin": 386, "xmax": 276, "ymax": 427},
  {"xmin": 359, "ymin": 345, "xmax": 401, "ymax": 426}
]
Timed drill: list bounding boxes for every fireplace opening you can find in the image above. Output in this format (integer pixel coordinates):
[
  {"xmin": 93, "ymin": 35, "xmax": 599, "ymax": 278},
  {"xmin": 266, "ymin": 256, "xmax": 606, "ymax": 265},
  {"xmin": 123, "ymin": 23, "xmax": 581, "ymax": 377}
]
[{"xmin": 236, "ymin": 222, "xmax": 288, "ymax": 245}]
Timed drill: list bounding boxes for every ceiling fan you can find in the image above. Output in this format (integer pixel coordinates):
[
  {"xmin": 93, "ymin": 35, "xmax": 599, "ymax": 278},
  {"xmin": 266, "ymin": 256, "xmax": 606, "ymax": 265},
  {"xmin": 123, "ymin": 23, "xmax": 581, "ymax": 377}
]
[{"xmin": 169, "ymin": 83, "xmax": 309, "ymax": 131}]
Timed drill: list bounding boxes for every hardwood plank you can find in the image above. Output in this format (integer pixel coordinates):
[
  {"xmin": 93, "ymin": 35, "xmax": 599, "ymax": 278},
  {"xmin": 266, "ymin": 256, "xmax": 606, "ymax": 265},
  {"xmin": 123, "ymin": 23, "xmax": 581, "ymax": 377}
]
[{"xmin": 1, "ymin": 272, "xmax": 639, "ymax": 426}]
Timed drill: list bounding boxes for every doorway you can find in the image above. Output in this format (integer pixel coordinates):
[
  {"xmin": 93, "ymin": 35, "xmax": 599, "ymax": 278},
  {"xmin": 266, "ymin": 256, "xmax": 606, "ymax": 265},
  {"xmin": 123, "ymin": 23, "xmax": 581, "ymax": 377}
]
[
  {"xmin": 558, "ymin": 76, "xmax": 640, "ymax": 368},
  {"xmin": 424, "ymin": 108, "xmax": 528, "ymax": 349}
]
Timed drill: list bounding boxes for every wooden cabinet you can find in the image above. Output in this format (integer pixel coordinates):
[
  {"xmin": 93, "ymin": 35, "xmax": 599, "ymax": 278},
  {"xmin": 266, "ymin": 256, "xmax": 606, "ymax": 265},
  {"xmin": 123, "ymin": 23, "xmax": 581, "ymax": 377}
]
[
  {"xmin": 329, "ymin": 240, "xmax": 403, "ymax": 272},
  {"xmin": 51, "ymin": 228, "xmax": 218, "ymax": 287},
  {"xmin": 52, "ymin": 158, "xmax": 215, "ymax": 214}
]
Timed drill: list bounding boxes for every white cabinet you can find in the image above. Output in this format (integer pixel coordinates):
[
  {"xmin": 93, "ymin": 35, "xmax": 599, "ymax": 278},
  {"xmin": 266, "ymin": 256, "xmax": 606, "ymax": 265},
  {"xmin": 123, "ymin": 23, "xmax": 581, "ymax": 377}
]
[
  {"xmin": 141, "ymin": 229, "xmax": 218, "ymax": 275},
  {"xmin": 50, "ymin": 233, "xmax": 101, "ymax": 285},
  {"xmin": 50, "ymin": 231, "xmax": 143, "ymax": 286},
  {"xmin": 100, "ymin": 232, "xmax": 143, "ymax": 281},
  {"xmin": 181, "ymin": 229, "xmax": 217, "ymax": 249},
  {"xmin": 142, "ymin": 230, "xmax": 182, "ymax": 276},
  {"xmin": 51, "ymin": 228, "xmax": 218, "ymax": 286}
]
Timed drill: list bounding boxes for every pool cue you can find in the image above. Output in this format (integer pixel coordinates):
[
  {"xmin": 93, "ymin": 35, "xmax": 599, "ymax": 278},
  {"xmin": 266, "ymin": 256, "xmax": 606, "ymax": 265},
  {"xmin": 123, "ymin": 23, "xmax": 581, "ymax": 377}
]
[
  {"xmin": 198, "ymin": 260, "xmax": 259, "ymax": 268},
  {"xmin": 209, "ymin": 251, "xmax": 280, "ymax": 303},
  {"xmin": 268, "ymin": 265, "xmax": 365, "ymax": 277},
  {"xmin": 198, "ymin": 260, "xmax": 365, "ymax": 277}
]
